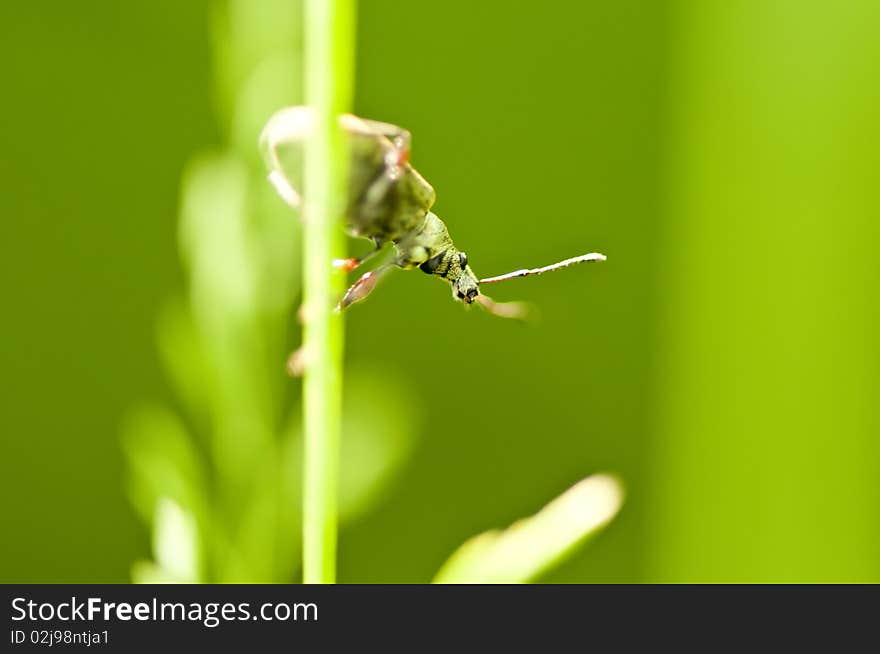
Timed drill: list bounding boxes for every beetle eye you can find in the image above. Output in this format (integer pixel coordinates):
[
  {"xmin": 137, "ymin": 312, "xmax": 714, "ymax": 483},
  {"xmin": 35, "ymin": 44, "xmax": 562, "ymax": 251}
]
[
  {"xmin": 459, "ymin": 252, "xmax": 468, "ymax": 269},
  {"xmin": 419, "ymin": 250, "xmax": 446, "ymax": 275}
]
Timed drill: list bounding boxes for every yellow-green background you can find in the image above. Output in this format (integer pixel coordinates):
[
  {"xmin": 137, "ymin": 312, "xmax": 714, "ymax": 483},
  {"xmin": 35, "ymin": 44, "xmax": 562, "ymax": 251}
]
[{"xmin": 2, "ymin": 0, "xmax": 878, "ymax": 582}]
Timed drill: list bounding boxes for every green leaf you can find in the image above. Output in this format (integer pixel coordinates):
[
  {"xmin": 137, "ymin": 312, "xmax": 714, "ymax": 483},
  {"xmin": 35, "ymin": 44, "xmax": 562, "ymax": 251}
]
[
  {"xmin": 434, "ymin": 474, "xmax": 624, "ymax": 584},
  {"xmin": 121, "ymin": 404, "xmax": 208, "ymax": 528},
  {"xmin": 339, "ymin": 367, "xmax": 419, "ymax": 522},
  {"xmin": 279, "ymin": 365, "xmax": 419, "ymax": 536},
  {"xmin": 179, "ymin": 153, "xmax": 280, "ymax": 484},
  {"xmin": 153, "ymin": 497, "xmax": 200, "ymax": 582},
  {"xmin": 217, "ymin": 451, "xmax": 287, "ymax": 583},
  {"xmin": 130, "ymin": 561, "xmax": 180, "ymax": 585},
  {"xmin": 156, "ymin": 297, "xmax": 212, "ymax": 426},
  {"xmin": 130, "ymin": 498, "xmax": 200, "ymax": 584}
]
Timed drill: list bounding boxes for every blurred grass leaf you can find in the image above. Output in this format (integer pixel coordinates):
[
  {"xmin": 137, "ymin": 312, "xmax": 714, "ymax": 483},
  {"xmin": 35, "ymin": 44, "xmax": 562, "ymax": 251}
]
[
  {"xmin": 179, "ymin": 153, "xmax": 277, "ymax": 486},
  {"xmin": 131, "ymin": 498, "xmax": 200, "ymax": 584},
  {"xmin": 281, "ymin": 366, "xmax": 419, "ymax": 528},
  {"xmin": 130, "ymin": 561, "xmax": 180, "ymax": 585},
  {"xmin": 125, "ymin": 0, "xmax": 310, "ymax": 584},
  {"xmin": 156, "ymin": 297, "xmax": 212, "ymax": 429},
  {"xmin": 219, "ymin": 461, "xmax": 285, "ymax": 582},
  {"xmin": 180, "ymin": 153, "xmax": 255, "ymax": 318},
  {"xmin": 212, "ymin": 0, "xmax": 303, "ymax": 135},
  {"xmin": 121, "ymin": 405, "xmax": 207, "ymax": 529},
  {"xmin": 434, "ymin": 474, "xmax": 623, "ymax": 583},
  {"xmin": 340, "ymin": 368, "xmax": 419, "ymax": 521},
  {"xmin": 153, "ymin": 497, "xmax": 200, "ymax": 582}
]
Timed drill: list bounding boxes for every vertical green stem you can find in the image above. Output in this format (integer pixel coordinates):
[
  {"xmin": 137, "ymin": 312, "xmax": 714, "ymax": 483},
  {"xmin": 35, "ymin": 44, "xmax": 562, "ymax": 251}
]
[{"xmin": 302, "ymin": 0, "xmax": 355, "ymax": 584}]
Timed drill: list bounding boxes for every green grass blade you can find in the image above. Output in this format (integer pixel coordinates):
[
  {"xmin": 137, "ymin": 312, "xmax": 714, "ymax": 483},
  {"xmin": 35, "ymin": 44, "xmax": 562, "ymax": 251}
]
[
  {"xmin": 301, "ymin": 0, "xmax": 356, "ymax": 584},
  {"xmin": 434, "ymin": 474, "xmax": 624, "ymax": 584}
]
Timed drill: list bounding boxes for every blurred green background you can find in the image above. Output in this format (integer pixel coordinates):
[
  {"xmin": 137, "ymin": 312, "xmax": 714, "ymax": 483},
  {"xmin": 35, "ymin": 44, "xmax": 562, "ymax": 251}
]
[{"xmin": 2, "ymin": 0, "xmax": 878, "ymax": 582}]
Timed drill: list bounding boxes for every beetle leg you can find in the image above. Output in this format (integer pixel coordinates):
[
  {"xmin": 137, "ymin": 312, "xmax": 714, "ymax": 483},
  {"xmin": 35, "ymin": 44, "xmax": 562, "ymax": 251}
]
[
  {"xmin": 333, "ymin": 241, "xmax": 384, "ymax": 273},
  {"xmin": 337, "ymin": 262, "xmax": 395, "ymax": 311},
  {"xmin": 475, "ymin": 294, "xmax": 534, "ymax": 321}
]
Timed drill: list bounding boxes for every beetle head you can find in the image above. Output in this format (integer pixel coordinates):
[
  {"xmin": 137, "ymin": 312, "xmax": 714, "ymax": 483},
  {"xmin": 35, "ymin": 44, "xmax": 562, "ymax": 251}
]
[
  {"xmin": 449, "ymin": 251, "xmax": 479, "ymax": 304},
  {"xmin": 419, "ymin": 247, "xmax": 480, "ymax": 304},
  {"xmin": 452, "ymin": 268, "xmax": 480, "ymax": 304}
]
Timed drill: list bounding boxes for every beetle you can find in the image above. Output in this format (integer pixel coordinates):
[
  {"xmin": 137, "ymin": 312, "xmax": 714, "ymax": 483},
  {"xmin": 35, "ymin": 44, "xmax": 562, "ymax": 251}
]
[{"xmin": 261, "ymin": 107, "xmax": 605, "ymax": 318}]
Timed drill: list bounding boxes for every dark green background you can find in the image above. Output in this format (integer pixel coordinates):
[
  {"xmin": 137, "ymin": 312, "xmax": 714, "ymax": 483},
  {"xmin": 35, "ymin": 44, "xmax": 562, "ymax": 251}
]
[{"xmin": 3, "ymin": 1, "xmax": 878, "ymax": 582}]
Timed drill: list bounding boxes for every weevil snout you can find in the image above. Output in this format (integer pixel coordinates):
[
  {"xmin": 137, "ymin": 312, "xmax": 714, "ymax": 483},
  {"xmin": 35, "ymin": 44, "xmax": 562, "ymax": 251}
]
[{"xmin": 453, "ymin": 272, "xmax": 480, "ymax": 304}]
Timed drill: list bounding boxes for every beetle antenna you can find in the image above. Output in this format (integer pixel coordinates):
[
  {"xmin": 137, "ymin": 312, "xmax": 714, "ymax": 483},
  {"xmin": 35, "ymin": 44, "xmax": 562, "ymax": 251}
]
[
  {"xmin": 479, "ymin": 252, "xmax": 606, "ymax": 284},
  {"xmin": 475, "ymin": 294, "xmax": 534, "ymax": 321}
]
